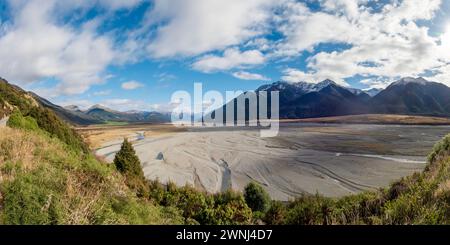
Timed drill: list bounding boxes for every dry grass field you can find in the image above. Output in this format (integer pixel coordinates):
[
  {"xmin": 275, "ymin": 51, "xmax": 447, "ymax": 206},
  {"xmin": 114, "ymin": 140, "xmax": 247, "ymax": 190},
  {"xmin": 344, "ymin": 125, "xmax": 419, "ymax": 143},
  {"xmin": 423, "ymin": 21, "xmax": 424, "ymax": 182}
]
[{"xmin": 76, "ymin": 123, "xmax": 186, "ymax": 149}]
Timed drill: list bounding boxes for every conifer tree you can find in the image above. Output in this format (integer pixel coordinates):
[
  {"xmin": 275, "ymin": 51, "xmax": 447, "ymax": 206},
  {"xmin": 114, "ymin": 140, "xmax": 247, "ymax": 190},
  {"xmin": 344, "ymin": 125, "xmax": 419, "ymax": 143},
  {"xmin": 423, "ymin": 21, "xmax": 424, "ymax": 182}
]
[{"xmin": 114, "ymin": 138, "xmax": 148, "ymax": 197}]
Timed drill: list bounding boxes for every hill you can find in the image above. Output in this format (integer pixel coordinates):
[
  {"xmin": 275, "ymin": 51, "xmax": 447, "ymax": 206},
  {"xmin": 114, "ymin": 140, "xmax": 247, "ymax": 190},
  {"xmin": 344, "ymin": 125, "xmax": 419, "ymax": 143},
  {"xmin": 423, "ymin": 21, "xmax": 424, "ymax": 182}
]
[
  {"xmin": 84, "ymin": 105, "xmax": 170, "ymax": 124},
  {"xmin": 370, "ymin": 77, "xmax": 450, "ymax": 117},
  {"xmin": 250, "ymin": 77, "xmax": 450, "ymax": 120},
  {"xmin": 31, "ymin": 93, "xmax": 103, "ymax": 125},
  {"xmin": 32, "ymin": 93, "xmax": 171, "ymax": 126}
]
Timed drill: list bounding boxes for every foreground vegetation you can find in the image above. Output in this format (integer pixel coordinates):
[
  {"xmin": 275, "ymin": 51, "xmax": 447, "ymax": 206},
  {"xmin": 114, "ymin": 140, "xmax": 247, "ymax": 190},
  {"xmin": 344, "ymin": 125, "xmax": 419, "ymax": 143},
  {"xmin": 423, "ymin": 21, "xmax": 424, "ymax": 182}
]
[
  {"xmin": 1, "ymin": 110, "xmax": 450, "ymax": 224},
  {"xmin": 1, "ymin": 78, "xmax": 450, "ymax": 225}
]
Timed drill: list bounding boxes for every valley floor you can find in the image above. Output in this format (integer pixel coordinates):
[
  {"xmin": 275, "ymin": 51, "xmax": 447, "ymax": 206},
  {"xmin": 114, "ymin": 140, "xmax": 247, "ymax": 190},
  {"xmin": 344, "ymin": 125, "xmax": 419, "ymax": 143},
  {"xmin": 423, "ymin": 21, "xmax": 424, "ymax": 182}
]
[{"xmin": 92, "ymin": 123, "xmax": 450, "ymax": 201}]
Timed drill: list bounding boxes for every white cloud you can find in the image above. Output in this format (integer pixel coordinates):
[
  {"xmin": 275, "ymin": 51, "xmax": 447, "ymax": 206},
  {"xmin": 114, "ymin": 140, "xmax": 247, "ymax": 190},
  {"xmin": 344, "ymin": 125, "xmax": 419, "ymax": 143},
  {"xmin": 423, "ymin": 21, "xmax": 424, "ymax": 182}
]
[
  {"xmin": 192, "ymin": 48, "xmax": 266, "ymax": 72},
  {"xmin": 121, "ymin": 80, "xmax": 144, "ymax": 90},
  {"xmin": 281, "ymin": 68, "xmax": 349, "ymax": 86},
  {"xmin": 232, "ymin": 71, "xmax": 270, "ymax": 81},
  {"xmin": 145, "ymin": 0, "xmax": 279, "ymax": 58},
  {"xmin": 93, "ymin": 90, "xmax": 112, "ymax": 96},
  {"xmin": 319, "ymin": 0, "xmax": 363, "ymax": 20},
  {"xmin": 360, "ymin": 77, "xmax": 396, "ymax": 89},
  {"xmin": 274, "ymin": 0, "xmax": 448, "ymax": 87},
  {"xmin": 149, "ymin": 103, "xmax": 177, "ymax": 113},
  {"xmin": 0, "ymin": 0, "xmax": 121, "ymax": 95},
  {"xmin": 58, "ymin": 99, "xmax": 95, "ymax": 110}
]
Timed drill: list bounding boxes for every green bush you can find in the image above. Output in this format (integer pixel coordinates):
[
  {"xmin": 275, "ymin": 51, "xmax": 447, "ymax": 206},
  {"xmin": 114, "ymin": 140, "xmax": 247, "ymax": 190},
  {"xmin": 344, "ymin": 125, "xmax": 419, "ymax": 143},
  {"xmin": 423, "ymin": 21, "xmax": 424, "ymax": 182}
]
[
  {"xmin": 148, "ymin": 181, "xmax": 253, "ymax": 225},
  {"xmin": 243, "ymin": 182, "xmax": 271, "ymax": 213},
  {"xmin": 28, "ymin": 107, "xmax": 88, "ymax": 153},
  {"xmin": 1, "ymin": 79, "xmax": 87, "ymax": 153},
  {"xmin": 211, "ymin": 190, "xmax": 253, "ymax": 225},
  {"xmin": 263, "ymin": 201, "xmax": 287, "ymax": 225},
  {"xmin": 7, "ymin": 110, "xmax": 39, "ymax": 131},
  {"xmin": 1, "ymin": 166, "xmax": 65, "ymax": 225},
  {"xmin": 285, "ymin": 194, "xmax": 334, "ymax": 225}
]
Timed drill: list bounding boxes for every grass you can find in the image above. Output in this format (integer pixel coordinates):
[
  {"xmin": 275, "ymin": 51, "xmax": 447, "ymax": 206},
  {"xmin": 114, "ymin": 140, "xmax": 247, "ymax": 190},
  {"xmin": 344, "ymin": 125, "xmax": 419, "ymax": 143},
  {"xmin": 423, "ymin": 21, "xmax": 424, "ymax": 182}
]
[
  {"xmin": 76, "ymin": 124, "xmax": 185, "ymax": 149},
  {"xmin": 103, "ymin": 121, "xmax": 129, "ymax": 126},
  {"xmin": 0, "ymin": 127, "xmax": 184, "ymax": 224}
]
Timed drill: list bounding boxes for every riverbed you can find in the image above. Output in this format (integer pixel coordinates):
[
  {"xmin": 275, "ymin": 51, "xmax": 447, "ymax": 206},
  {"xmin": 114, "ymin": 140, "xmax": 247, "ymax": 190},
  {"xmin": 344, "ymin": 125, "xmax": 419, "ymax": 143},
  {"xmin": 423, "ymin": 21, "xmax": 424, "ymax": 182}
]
[{"xmin": 95, "ymin": 123, "xmax": 450, "ymax": 200}]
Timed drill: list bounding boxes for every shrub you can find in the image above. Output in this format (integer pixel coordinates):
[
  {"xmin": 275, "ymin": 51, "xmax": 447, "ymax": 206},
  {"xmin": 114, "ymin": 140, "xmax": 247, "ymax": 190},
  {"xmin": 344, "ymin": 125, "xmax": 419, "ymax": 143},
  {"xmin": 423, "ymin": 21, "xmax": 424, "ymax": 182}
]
[
  {"xmin": 113, "ymin": 138, "xmax": 149, "ymax": 197},
  {"xmin": 211, "ymin": 190, "xmax": 253, "ymax": 225},
  {"xmin": 285, "ymin": 194, "xmax": 334, "ymax": 225},
  {"xmin": 7, "ymin": 110, "xmax": 39, "ymax": 131},
  {"xmin": 263, "ymin": 201, "xmax": 287, "ymax": 225},
  {"xmin": 243, "ymin": 182, "xmax": 271, "ymax": 213},
  {"xmin": 28, "ymin": 107, "xmax": 88, "ymax": 153},
  {"xmin": 1, "ymin": 166, "xmax": 65, "ymax": 225}
]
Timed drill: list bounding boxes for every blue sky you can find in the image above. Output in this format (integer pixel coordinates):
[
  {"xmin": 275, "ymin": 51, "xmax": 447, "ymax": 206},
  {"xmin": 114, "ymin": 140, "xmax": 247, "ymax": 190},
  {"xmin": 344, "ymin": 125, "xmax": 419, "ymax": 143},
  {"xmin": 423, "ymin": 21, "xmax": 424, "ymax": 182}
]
[{"xmin": 0, "ymin": 0, "xmax": 449, "ymax": 112}]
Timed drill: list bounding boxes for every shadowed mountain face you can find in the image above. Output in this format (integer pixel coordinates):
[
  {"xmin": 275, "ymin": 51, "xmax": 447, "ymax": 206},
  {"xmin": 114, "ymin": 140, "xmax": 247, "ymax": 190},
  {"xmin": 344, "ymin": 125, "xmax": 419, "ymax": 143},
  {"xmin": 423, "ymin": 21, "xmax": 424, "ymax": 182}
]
[
  {"xmin": 370, "ymin": 77, "xmax": 450, "ymax": 117},
  {"xmin": 256, "ymin": 79, "xmax": 371, "ymax": 119},
  {"xmin": 278, "ymin": 82, "xmax": 369, "ymax": 118},
  {"xmin": 218, "ymin": 77, "xmax": 450, "ymax": 120}
]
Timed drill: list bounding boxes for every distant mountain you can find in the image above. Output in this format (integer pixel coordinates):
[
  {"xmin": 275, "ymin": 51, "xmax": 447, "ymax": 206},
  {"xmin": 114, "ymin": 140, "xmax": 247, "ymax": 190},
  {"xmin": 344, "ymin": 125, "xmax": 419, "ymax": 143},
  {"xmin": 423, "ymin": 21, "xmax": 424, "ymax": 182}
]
[
  {"xmin": 363, "ymin": 88, "xmax": 383, "ymax": 97},
  {"xmin": 85, "ymin": 105, "xmax": 170, "ymax": 123},
  {"xmin": 64, "ymin": 105, "xmax": 82, "ymax": 112},
  {"xmin": 370, "ymin": 77, "xmax": 450, "ymax": 117},
  {"xmin": 213, "ymin": 77, "xmax": 450, "ymax": 121},
  {"xmin": 31, "ymin": 95, "xmax": 171, "ymax": 126},
  {"xmin": 8, "ymin": 76, "xmax": 450, "ymax": 126},
  {"xmin": 31, "ymin": 93, "xmax": 103, "ymax": 125},
  {"xmin": 256, "ymin": 79, "xmax": 370, "ymax": 118}
]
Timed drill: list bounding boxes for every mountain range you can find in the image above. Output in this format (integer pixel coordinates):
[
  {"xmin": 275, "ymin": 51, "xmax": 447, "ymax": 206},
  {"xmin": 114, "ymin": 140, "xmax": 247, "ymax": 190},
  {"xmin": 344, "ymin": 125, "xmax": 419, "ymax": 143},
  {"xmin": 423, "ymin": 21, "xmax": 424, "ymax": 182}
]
[
  {"xmin": 30, "ymin": 92, "xmax": 171, "ymax": 125},
  {"xmin": 249, "ymin": 77, "xmax": 450, "ymax": 119},
  {"xmin": 3, "ymin": 76, "xmax": 450, "ymax": 126}
]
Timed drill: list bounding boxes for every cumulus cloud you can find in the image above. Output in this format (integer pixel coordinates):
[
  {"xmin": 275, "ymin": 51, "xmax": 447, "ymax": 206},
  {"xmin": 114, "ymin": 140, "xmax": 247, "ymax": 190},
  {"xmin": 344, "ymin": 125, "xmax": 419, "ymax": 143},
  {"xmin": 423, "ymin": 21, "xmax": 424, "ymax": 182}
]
[
  {"xmin": 232, "ymin": 71, "xmax": 270, "ymax": 81},
  {"xmin": 0, "ymin": 0, "xmax": 142, "ymax": 95},
  {"xmin": 192, "ymin": 48, "xmax": 266, "ymax": 72},
  {"xmin": 281, "ymin": 68, "xmax": 349, "ymax": 86},
  {"xmin": 360, "ymin": 77, "xmax": 396, "ymax": 89},
  {"xmin": 145, "ymin": 0, "xmax": 279, "ymax": 58},
  {"xmin": 274, "ymin": 0, "xmax": 448, "ymax": 87},
  {"xmin": 121, "ymin": 80, "xmax": 145, "ymax": 90}
]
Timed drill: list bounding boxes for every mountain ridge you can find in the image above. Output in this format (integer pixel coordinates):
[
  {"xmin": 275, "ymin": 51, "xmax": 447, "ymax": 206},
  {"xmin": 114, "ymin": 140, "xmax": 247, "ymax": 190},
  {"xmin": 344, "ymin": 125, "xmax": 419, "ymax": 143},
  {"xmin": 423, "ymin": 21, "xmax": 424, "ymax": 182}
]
[{"xmin": 255, "ymin": 77, "xmax": 450, "ymax": 119}]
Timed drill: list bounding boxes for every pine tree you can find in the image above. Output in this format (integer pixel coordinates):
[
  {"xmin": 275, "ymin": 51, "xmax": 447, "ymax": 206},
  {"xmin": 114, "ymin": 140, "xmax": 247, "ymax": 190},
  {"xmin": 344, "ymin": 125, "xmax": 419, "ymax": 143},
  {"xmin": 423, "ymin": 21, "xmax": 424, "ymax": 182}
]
[
  {"xmin": 114, "ymin": 139, "xmax": 142, "ymax": 177},
  {"xmin": 113, "ymin": 138, "xmax": 149, "ymax": 197}
]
